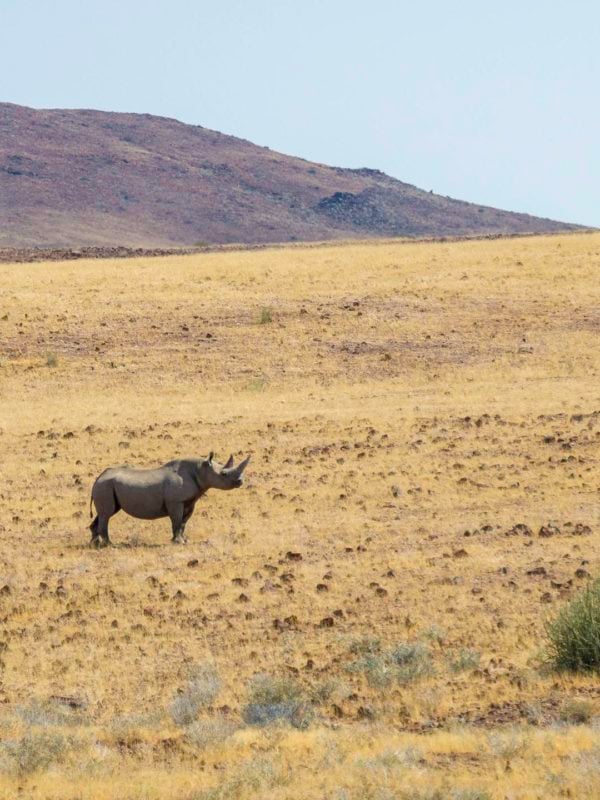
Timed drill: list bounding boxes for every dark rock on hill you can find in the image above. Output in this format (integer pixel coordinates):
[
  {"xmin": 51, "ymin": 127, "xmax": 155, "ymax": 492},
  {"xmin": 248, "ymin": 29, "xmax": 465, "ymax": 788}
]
[{"xmin": 0, "ymin": 103, "xmax": 583, "ymax": 248}]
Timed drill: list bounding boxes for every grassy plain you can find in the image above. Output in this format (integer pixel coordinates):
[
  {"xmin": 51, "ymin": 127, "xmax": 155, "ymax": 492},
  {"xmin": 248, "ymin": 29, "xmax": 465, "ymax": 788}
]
[{"xmin": 0, "ymin": 232, "xmax": 599, "ymax": 798}]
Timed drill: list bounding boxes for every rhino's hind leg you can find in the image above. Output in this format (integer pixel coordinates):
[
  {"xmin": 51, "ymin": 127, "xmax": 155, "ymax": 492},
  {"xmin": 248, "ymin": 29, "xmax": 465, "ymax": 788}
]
[
  {"xmin": 90, "ymin": 515, "xmax": 112, "ymax": 548},
  {"xmin": 90, "ymin": 480, "xmax": 118, "ymax": 548}
]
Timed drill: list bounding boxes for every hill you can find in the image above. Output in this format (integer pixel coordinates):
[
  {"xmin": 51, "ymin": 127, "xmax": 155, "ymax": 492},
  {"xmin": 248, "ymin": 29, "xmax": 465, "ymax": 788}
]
[{"xmin": 0, "ymin": 102, "xmax": 584, "ymax": 247}]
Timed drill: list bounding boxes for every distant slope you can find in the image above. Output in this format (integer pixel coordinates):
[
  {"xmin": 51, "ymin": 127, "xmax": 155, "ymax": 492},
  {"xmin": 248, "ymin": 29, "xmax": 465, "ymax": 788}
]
[{"xmin": 0, "ymin": 103, "xmax": 583, "ymax": 247}]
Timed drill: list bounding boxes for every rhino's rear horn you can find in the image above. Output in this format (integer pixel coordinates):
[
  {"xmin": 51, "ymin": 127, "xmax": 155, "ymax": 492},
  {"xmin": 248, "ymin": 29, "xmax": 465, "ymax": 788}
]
[
  {"xmin": 224, "ymin": 454, "xmax": 234, "ymax": 469},
  {"xmin": 233, "ymin": 455, "xmax": 251, "ymax": 477}
]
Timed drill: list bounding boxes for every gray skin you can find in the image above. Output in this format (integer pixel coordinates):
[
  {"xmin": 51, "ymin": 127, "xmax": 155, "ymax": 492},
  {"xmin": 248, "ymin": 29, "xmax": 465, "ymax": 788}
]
[{"xmin": 89, "ymin": 452, "xmax": 250, "ymax": 548}]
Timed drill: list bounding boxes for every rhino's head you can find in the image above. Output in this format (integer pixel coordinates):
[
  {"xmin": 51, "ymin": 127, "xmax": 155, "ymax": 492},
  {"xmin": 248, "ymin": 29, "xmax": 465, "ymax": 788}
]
[{"xmin": 198, "ymin": 452, "xmax": 250, "ymax": 491}]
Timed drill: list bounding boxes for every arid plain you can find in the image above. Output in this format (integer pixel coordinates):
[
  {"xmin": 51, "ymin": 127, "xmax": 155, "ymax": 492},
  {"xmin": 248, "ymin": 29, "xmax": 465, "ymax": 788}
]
[{"xmin": 0, "ymin": 232, "xmax": 599, "ymax": 798}]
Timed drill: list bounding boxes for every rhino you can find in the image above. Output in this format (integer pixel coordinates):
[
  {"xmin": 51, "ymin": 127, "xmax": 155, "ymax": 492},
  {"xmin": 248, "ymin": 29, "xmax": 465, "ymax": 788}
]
[{"xmin": 89, "ymin": 452, "xmax": 250, "ymax": 547}]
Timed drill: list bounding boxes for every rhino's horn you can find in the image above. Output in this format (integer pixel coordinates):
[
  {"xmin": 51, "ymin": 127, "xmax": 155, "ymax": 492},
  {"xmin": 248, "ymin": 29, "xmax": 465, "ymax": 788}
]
[
  {"xmin": 208, "ymin": 451, "xmax": 214, "ymax": 464},
  {"xmin": 233, "ymin": 455, "xmax": 251, "ymax": 477},
  {"xmin": 224, "ymin": 454, "xmax": 234, "ymax": 469}
]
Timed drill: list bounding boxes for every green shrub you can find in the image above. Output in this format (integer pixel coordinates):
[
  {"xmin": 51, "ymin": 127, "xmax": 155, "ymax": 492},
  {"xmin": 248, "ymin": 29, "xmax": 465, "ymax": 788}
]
[
  {"xmin": 45, "ymin": 352, "xmax": 58, "ymax": 368},
  {"xmin": 545, "ymin": 577, "xmax": 600, "ymax": 672}
]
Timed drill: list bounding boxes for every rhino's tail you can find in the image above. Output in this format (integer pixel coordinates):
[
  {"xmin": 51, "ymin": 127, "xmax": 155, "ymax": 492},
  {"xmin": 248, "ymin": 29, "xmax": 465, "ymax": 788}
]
[{"xmin": 89, "ymin": 477, "xmax": 98, "ymax": 518}]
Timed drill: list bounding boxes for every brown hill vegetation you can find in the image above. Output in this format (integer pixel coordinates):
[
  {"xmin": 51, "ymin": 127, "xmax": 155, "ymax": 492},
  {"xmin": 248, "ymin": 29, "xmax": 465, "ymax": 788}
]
[{"xmin": 0, "ymin": 103, "xmax": 583, "ymax": 248}]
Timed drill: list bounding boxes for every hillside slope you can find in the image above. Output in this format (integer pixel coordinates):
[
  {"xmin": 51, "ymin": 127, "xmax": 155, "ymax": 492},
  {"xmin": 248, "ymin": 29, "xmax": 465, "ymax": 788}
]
[{"xmin": 0, "ymin": 102, "xmax": 583, "ymax": 247}]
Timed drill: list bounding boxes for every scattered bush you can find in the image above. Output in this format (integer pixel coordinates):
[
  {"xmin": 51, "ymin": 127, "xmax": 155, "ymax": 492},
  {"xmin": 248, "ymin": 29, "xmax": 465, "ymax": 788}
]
[
  {"xmin": 45, "ymin": 352, "xmax": 58, "ymax": 368},
  {"xmin": 448, "ymin": 648, "xmax": 480, "ymax": 673},
  {"xmin": 348, "ymin": 640, "xmax": 434, "ymax": 688},
  {"xmin": 169, "ymin": 663, "xmax": 221, "ymax": 727},
  {"xmin": 309, "ymin": 677, "xmax": 345, "ymax": 705},
  {"xmin": 348, "ymin": 635, "xmax": 381, "ymax": 655},
  {"xmin": 545, "ymin": 577, "xmax": 600, "ymax": 672},
  {"xmin": 242, "ymin": 673, "xmax": 312, "ymax": 729},
  {"xmin": 389, "ymin": 642, "xmax": 434, "ymax": 683},
  {"xmin": 0, "ymin": 731, "xmax": 72, "ymax": 775}
]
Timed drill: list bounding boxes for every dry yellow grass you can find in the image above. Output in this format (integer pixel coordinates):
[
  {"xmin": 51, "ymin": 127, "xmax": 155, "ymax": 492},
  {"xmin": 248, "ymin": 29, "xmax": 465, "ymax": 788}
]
[{"xmin": 0, "ymin": 232, "xmax": 599, "ymax": 798}]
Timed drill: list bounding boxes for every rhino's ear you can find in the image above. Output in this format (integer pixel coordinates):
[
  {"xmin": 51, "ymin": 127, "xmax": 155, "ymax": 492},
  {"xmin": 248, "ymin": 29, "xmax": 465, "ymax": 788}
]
[{"xmin": 224, "ymin": 454, "xmax": 234, "ymax": 469}]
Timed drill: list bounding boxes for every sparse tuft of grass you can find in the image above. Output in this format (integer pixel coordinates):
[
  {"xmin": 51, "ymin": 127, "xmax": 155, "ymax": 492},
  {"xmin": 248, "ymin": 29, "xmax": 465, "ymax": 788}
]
[
  {"xmin": 169, "ymin": 663, "xmax": 221, "ymax": 727},
  {"xmin": 185, "ymin": 716, "xmax": 238, "ymax": 748},
  {"xmin": 448, "ymin": 648, "xmax": 481, "ymax": 673},
  {"xmin": 242, "ymin": 673, "xmax": 312, "ymax": 728},
  {"xmin": 348, "ymin": 635, "xmax": 381, "ymax": 655},
  {"xmin": 258, "ymin": 307, "xmax": 273, "ymax": 324},
  {"xmin": 545, "ymin": 577, "xmax": 600, "ymax": 673},
  {"xmin": 245, "ymin": 374, "xmax": 269, "ymax": 391},
  {"xmin": 422, "ymin": 625, "xmax": 446, "ymax": 646},
  {"xmin": 347, "ymin": 640, "xmax": 434, "ymax": 687},
  {"xmin": 16, "ymin": 698, "xmax": 89, "ymax": 727},
  {"xmin": 560, "ymin": 699, "xmax": 595, "ymax": 725},
  {"xmin": 45, "ymin": 352, "xmax": 58, "ymax": 368},
  {"xmin": 192, "ymin": 756, "xmax": 288, "ymax": 799}
]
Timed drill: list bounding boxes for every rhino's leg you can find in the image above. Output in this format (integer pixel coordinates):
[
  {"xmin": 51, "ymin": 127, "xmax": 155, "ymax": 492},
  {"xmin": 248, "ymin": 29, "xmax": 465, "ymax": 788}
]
[
  {"xmin": 177, "ymin": 502, "xmax": 196, "ymax": 543},
  {"xmin": 90, "ymin": 481, "xmax": 118, "ymax": 548},
  {"xmin": 168, "ymin": 502, "xmax": 186, "ymax": 544}
]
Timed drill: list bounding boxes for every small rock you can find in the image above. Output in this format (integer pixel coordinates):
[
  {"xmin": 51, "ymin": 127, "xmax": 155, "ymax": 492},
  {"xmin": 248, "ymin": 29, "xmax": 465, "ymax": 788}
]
[
  {"xmin": 527, "ymin": 566, "xmax": 547, "ymax": 576},
  {"xmin": 539, "ymin": 524, "xmax": 560, "ymax": 538},
  {"xmin": 506, "ymin": 524, "xmax": 532, "ymax": 537}
]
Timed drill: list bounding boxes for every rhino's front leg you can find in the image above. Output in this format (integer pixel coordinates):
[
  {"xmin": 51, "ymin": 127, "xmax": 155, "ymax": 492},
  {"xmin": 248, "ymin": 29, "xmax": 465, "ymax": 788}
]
[
  {"xmin": 168, "ymin": 502, "xmax": 187, "ymax": 544},
  {"xmin": 176, "ymin": 501, "xmax": 196, "ymax": 544}
]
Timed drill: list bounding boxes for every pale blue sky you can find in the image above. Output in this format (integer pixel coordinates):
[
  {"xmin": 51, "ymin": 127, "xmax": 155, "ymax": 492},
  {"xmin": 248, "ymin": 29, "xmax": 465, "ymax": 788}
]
[{"xmin": 1, "ymin": 0, "xmax": 598, "ymax": 225}]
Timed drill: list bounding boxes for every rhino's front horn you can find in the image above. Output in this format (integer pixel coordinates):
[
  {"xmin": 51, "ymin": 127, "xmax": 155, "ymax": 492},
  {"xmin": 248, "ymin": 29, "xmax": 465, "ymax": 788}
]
[
  {"xmin": 224, "ymin": 454, "xmax": 234, "ymax": 469},
  {"xmin": 234, "ymin": 455, "xmax": 251, "ymax": 476}
]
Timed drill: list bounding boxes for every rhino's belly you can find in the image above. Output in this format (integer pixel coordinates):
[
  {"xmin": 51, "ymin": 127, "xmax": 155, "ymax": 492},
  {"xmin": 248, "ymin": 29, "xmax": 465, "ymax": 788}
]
[{"xmin": 114, "ymin": 484, "xmax": 168, "ymax": 520}]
